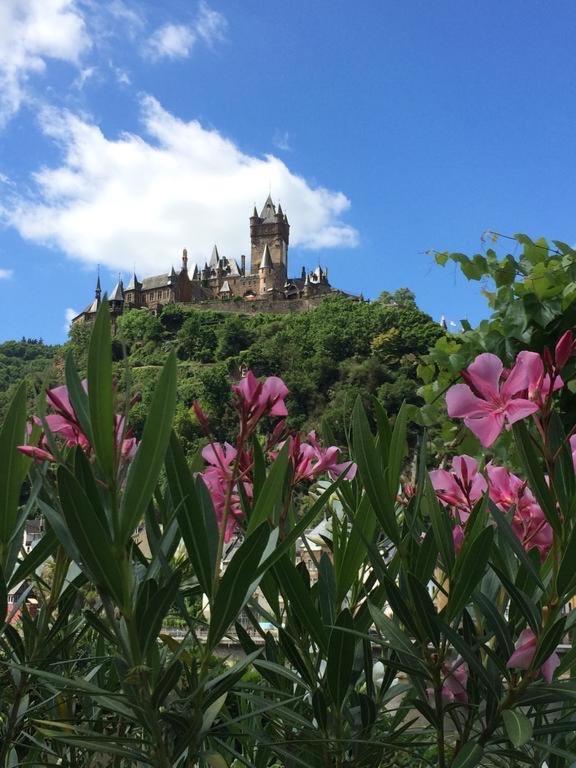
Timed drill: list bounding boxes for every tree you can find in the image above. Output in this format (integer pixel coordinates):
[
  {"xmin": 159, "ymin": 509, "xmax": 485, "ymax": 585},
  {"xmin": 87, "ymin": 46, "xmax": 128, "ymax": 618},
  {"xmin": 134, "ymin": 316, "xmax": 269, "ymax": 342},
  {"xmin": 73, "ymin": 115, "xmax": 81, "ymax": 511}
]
[{"xmin": 116, "ymin": 309, "xmax": 162, "ymax": 344}]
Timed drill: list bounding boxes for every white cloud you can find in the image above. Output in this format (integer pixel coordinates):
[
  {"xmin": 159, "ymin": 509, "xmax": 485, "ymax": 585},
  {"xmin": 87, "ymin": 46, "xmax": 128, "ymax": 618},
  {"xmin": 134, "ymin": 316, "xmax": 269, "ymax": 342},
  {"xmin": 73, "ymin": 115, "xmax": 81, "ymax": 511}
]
[
  {"xmin": 147, "ymin": 23, "xmax": 197, "ymax": 60},
  {"xmin": 0, "ymin": 0, "xmax": 90, "ymax": 125},
  {"xmin": 64, "ymin": 307, "xmax": 77, "ymax": 330},
  {"xmin": 273, "ymin": 131, "xmax": 291, "ymax": 152},
  {"xmin": 0, "ymin": 269, "xmax": 13, "ymax": 280},
  {"xmin": 3, "ymin": 96, "xmax": 358, "ymax": 278},
  {"xmin": 146, "ymin": 2, "xmax": 227, "ymax": 61},
  {"xmin": 194, "ymin": 1, "xmax": 227, "ymax": 46}
]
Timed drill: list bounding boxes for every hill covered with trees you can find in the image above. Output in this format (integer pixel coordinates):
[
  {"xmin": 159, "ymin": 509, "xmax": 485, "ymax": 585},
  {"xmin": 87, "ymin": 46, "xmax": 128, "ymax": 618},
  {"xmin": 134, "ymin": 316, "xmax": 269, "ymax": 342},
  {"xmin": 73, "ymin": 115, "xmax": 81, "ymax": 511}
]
[{"xmin": 1, "ymin": 292, "xmax": 444, "ymax": 457}]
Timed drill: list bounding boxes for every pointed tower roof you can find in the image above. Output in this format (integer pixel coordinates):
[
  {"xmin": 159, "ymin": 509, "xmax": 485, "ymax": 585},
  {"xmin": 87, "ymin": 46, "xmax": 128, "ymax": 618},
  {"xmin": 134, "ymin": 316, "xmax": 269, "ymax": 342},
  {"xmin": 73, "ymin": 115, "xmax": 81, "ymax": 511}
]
[
  {"xmin": 252, "ymin": 205, "xmax": 259, "ymax": 218},
  {"xmin": 192, "ymin": 264, "xmax": 199, "ymax": 280},
  {"xmin": 260, "ymin": 194, "xmax": 276, "ymax": 221},
  {"xmin": 126, "ymin": 271, "xmax": 141, "ymax": 291},
  {"xmin": 209, "ymin": 245, "xmax": 220, "ymax": 268},
  {"xmin": 260, "ymin": 243, "xmax": 273, "ymax": 269},
  {"xmin": 109, "ymin": 279, "xmax": 124, "ymax": 302}
]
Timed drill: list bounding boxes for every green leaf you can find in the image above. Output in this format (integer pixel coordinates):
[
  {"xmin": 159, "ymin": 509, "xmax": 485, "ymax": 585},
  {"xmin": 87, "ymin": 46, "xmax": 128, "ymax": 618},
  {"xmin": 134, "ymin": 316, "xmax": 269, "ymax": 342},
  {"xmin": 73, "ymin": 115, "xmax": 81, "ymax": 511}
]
[
  {"xmin": 557, "ymin": 523, "xmax": 576, "ymax": 598},
  {"xmin": 422, "ymin": 476, "xmax": 454, "ymax": 573},
  {"xmin": 0, "ymin": 562, "xmax": 6, "ymax": 625},
  {"xmin": 488, "ymin": 499, "xmax": 544, "ymax": 591},
  {"xmin": 388, "ymin": 402, "xmax": 408, "ymax": 498},
  {"xmin": 502, "ymin": 708, "xmax": 533, "ymax": 748},
  {"xmin": 166, "ymin": 432, "xmax": 213, "ymax": 597},
  {"xmin": 208, "ymin": 524, "xmax": 271, "ymax": 650},
  {"xmin": 87, "ymin": 299, "xmax": 115, "ymax": 482},
  {"xmin": 513, "ymin": 421, "xmax": 561, "ymax": 534},
  {"xmin": 247, "ymin": 441, "xmax": 290, "ymax": 533},
  {"xmin": 533, "ymin": 617, "xmax": 565, "ymax": 672},
  {"xmin": 351, "ymin": 398, "xmax": 399, "ymax": 543},
  {"xmin": 0, "ymin": 381, "xmax": 27, "ymax": 550},
  {"xmin": 57, "ymin": 466, "xmax": 125, "ymax": 607},
  {"xmin": 406, "ymin": 572, "xmax": 439, "ymax": 647},
  {"xmin": 9, "ymin": 528, "xmax": 57, "ymax": 589},
  {"xmin": 336, "ymin": 493, "xmax": 377, "ymax": 604},
  {"xmin": 273, "ymin": 554, "xmax": 329, "ymax": 655},
  {"xmin": 119, "ymin": 352, "xmax": 177, "ymax": 544},
  {"xmin": 136, "ymin": 572, "xmax": 181, "ymax": 656},
  {"xmin": 368, "ymin": 602, "xmax": 425, "ymax": 668},
  {"xmin": 447, "ymin": 527, "xmax": 493, "ymax": 621},
  {"xmin": 451, "ymin": 741, "xmax": 484, "ymax": 768},
  {"xmin": 326, "ymin": 609, "xmax": 355, "ymax": 708},
  {"xmin": 65, "ymin": 351, "xmax": 93, "ymax": 446}
]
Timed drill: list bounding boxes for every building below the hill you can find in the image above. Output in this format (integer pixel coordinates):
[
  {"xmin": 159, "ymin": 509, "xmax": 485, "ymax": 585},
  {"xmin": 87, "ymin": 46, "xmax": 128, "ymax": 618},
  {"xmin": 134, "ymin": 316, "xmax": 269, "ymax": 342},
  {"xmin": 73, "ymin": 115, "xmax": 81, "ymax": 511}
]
[{"xmin": 73, "ymin": 196, "xmax": 353, "ymax": 325}]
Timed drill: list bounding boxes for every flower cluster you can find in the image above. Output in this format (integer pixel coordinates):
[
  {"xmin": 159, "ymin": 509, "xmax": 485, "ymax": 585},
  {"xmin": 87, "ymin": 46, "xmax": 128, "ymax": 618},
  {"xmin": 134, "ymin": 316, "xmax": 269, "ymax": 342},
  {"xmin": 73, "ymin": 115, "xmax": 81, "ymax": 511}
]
[
  {"xmin": 446, "ymin": 332, "xmax": 573, "ymax": 448},
  {"xmin": 18, "ymin": 383, "xmax": 138, "ymax": 466},
  {"xmin": 433, "ymin": 334, "xmax": 575, "ymax": 690},
  {"xmin": 430, "ymin": 455, "xmax": 552, "ymax": 558},
  {"xmin": 196, "ymin": 371, "xmax": 356, "ymax": 542}
]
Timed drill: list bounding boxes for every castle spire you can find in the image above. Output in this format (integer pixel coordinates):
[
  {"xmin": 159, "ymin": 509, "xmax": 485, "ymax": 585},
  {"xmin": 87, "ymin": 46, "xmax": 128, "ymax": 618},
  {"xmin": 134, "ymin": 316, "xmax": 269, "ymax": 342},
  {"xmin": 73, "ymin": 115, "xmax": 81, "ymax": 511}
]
[
  {"xmin": 209, "ymin": 245, "xmax": 220, "ymax": 268},
  {"xmin": 95, "ymin": 268, "xmax": 101, "ymax": 301},
  {"xmin": 260, "ymin": 243, "xmax": 273, "ymax": 270}
]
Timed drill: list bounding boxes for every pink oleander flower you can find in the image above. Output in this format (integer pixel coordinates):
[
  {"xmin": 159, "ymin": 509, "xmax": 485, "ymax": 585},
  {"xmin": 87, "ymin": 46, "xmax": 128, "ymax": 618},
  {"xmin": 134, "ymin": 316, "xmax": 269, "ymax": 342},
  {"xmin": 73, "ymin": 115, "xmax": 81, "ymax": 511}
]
[
  {"xmin": 277, "ymin": 432, "xmax": 356, "ymax": 484},
  {"xmin": 442, "ymin": 660, "xmax": 469, "ymax": 705},
  {"xmin": 200, "ymin": 442, "xmax": 253, "ymax": 542},
  {"xmin": 430, "ymin": 455, "xmax": 487, "ymax": 524},
  {"xmin": 303, "ymin": 431, "xmax": 357, "ymax": 481},
  {"xmin": 452, "ymin": 524, "xmax": 465, "ymax": 553},
  {"xmin": 232, "ymin": 371, "xmax": 289, "ymax": 433},
  {"xmin": 18, "ymin": 383, "xmax": 139, "ymax": 467},
  {"xmin": 446, "ymin": 352, "xmax": 541, "ymax": 447},
  {"xmin": 522, "ymin": 350, "xmax": 563, "ymax": 407},
  {"xmin": 507, "ymin": 628, "xmax": 560, "ymax": 683},
  {"xmin": 427, "ymin": 659, "xmax": 469, "ymax": 706},
  {"xmin": 486, "ymin": 464, "xmax": 552, "ymax": 559}
]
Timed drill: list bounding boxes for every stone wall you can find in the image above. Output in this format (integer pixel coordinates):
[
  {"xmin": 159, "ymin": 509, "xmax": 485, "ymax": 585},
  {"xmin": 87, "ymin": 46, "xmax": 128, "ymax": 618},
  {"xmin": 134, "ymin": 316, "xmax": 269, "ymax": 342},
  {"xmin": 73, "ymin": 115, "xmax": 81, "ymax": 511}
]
[{"xmin": 184, "ymin": 295, "xmax": 337, "ymax": 315}]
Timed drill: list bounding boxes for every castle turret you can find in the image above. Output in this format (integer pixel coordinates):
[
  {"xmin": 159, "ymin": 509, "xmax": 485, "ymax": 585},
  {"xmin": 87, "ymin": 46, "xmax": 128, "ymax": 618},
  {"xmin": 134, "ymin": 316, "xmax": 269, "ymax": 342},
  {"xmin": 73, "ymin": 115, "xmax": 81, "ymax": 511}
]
[
  {"xmin": 250, "ymin": 196, "xmax": 289, "ymax": 279},
  {"xmin": 182, "ymin": 248, "xmax": 188, "ymax": 272},
  {"xmin": 259, "ymin": 243, "xmax": 273, "ymax": 294}
]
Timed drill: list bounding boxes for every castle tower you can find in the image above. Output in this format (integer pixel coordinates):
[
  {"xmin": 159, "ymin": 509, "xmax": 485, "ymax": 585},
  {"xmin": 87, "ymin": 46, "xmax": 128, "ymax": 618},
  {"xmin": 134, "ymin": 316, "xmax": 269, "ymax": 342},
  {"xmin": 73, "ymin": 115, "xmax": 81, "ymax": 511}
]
[{"xmin": 250, "ymin": 195, "xmax": 289, "ymax": 280}]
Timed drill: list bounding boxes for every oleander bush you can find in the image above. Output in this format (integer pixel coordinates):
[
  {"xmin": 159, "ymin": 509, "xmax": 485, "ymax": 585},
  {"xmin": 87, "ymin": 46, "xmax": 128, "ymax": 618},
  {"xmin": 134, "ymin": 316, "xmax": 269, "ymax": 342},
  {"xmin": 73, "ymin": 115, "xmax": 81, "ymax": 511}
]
[{"xmin": 2, "ymin": 297, "xmax": 576, "ymax": 767}]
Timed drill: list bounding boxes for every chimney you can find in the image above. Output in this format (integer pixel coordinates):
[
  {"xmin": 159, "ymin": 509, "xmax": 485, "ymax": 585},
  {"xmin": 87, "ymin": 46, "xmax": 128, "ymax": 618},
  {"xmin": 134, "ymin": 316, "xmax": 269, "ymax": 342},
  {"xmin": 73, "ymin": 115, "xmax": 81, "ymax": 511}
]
[{"xmin": 241, "ymin": 254, "xmax": 246, "ymax": 275}]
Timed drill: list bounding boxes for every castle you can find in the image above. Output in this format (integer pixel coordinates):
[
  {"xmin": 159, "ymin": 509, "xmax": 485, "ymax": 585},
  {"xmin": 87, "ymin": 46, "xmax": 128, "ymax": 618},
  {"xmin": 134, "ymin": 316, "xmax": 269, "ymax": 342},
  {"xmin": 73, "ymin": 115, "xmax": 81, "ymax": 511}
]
[{"xmin": 73, "ymin": 197, "xmax": 348, "ymax": 324}]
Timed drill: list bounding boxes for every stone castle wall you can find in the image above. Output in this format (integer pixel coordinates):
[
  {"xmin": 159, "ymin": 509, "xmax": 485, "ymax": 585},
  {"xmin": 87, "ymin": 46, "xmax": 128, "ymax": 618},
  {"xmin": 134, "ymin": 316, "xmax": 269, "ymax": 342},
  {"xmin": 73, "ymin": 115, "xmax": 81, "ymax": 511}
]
[{"xmin": 182, "ymin": 295, "xmax": 334, "ymax": 316}]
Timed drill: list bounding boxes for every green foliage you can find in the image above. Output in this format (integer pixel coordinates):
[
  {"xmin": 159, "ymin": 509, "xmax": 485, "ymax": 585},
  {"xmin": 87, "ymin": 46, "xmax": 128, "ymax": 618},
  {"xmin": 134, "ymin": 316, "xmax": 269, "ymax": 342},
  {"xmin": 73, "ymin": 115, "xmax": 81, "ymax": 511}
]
[
  {"xmin": 420, "ymin": 234, "xmax": 576, "ymax": 458},
  {"xmin": 3, "ymin": 310, "xmax": 576, "ymax": 768},
  {"xmin": 116, "ymin": 307, "xmax": 163, "ymax": 345}
]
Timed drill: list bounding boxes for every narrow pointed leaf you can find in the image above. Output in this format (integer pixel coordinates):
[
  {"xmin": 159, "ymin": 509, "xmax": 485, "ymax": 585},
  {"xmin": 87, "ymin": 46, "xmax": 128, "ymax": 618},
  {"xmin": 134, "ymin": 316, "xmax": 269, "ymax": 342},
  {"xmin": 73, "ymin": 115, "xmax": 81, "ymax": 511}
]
[
  {"xmin": 247, "ymin": 441, "xmax": 290, "ymax": 533},
  {"xmin": 166, "ymin": 432, "xmax": 213, "ymax": 596},
  {"xmin": 326, "ymin": 609, "xmax": 355, "ymax": 707},
  {"xmin": 447, "ymin": 527, "xmax": 493, "ymax": 621},
  {"xmin": 208, "ymin": 524, "xmax": 271, "ymax": 650},
  {"xmin": 352, "ymin": 398, "xmax": 399, "ymax": 543},
  {"xmin": 87, "ymin": 300, "xmax": 115, "ymax": 481},
  {"xmin": 119, "ymin": 352, "xmax": 177, "ymax": 544},
  {"xmin": 57, "ymin": 466, "xmax": 125, "ymax": 606},
  {"xmin": 0, "ymin": 381, "xmax": 27, "ymax": 548}
]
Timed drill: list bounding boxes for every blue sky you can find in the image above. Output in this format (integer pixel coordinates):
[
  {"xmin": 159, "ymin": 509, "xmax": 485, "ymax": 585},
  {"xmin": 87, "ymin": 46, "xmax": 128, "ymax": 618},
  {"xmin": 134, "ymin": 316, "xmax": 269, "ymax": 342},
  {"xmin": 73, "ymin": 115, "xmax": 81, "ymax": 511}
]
[{"xmin": 1, "ymin": 0, "xmax": 575, "ymax": 343}]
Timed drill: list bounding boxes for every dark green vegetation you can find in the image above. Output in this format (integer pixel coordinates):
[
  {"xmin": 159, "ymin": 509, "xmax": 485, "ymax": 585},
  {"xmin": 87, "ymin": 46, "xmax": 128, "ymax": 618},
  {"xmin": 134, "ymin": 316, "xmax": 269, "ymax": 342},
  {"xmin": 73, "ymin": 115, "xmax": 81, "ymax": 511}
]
[
  {"xmin": 1, "ymin": 292, "xmax": 443, "ymax": 456},
  {"xmin": 0, "ymin": 338, "xmax": 60, "ymax": 417}
]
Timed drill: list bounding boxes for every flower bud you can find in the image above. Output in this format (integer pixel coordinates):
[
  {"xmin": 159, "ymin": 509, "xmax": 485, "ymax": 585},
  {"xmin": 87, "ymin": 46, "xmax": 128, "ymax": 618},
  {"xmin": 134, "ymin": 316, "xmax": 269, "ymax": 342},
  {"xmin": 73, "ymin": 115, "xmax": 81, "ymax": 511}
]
[{"xmin": 555, "ymin": 330, "xmax": 576, "ymax": 371}]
